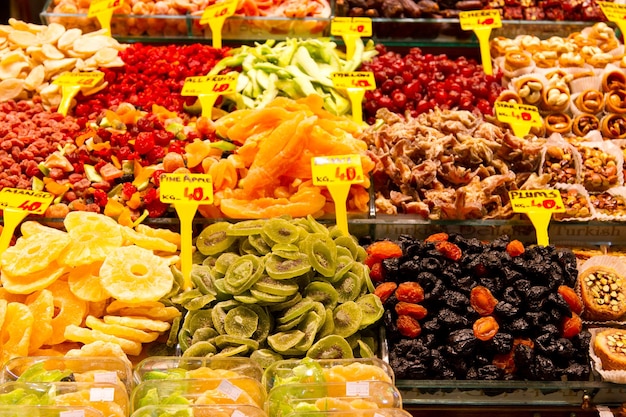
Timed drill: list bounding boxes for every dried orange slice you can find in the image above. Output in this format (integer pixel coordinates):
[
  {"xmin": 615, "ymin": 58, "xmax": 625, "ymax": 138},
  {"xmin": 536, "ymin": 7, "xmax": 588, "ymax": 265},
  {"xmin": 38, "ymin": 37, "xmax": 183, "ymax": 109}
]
[
  {"xmin": 1, "ymin": 234, "xmax": 71, "ymax": 275},
  {"xmin": 68, "ymin": 261, "xmax": 110, "ymax": 302},
  {"xmin": 60, "ymin": 222, "xmax": 124, "ymax": 267},
  {"xmin": 135, "ymin": 224, "xmax": 181, "ymax": 249},
  {"xmin": 121, "ymin": 226, "xmax": 178, "ymax": 253},
  {"xmin": 25, "ymin": 289, "xmax": 54, "ymax": 353},
  {"xmin": 0, "ymin": 302, "xmax": 33, "ymax": 364},
  {"xmin": 99, "ymin": 246, "xmax": 174, "ymax": 303},
  {"xmin": 102, "ymin": 315, "xmax": 171, "ymax": 333},
  {"xmin": 85, "ymin": 315, "xmax": 160, "ymax": 343},
  {"xmin": 64, "ymin": 325, "xmax": 142, "ymax": 356},
  {"xmin": 46, "ymin": 280, "xmax": 89, "ymax": 346},
  {"xmin": 1, "ymin": 262, "xmax": 66, "ymax": 294}
]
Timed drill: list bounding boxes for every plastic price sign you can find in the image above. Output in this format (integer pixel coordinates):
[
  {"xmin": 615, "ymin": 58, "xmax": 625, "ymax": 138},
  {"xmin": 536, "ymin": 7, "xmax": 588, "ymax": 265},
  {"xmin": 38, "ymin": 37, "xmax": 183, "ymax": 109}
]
[
  {"xmin": 182, "ymin": 73, "xmax": 237, "ymax": 118},
  {"xmin": 599, "ymin": 2, "xmax": 626, "ymax": 39},
  {"xmin": 331, "ymin": 17, "xmax": 372, "ymax": 61},
  {"xmin": 494, "ymin": 101, "xmax": 542, "ymax": 137},
  {"xmin": 200, "ymin": 0, "xmax": 238, "ymax": 49},
  {"xmin": 0, "ymin": 188, "xmax": 54, "ymax": 256},
  {"xmin": 459, "ymin": 10, "xmax": 501, "ymax": 75},
  {"xmin": 160, "ymin": 173, "xmax": 214, "ymax": 290},
  {"xmin": 88, "ymin": 0, "xmax": 123, "ymax": 35},
  {"xmin": 53, "ymin": 71, "xmax": 105, "ymax": 116},
  {"xmin": 331, "ymin": 72, "xmax": 376, "ymax": 124},
  {"xmin": 311, "ymin": 154, "xmax": 364, "ymax": 236},
  {"xmin": 509, "ymin": 189, "xmax": 565, "ymax": 246}
]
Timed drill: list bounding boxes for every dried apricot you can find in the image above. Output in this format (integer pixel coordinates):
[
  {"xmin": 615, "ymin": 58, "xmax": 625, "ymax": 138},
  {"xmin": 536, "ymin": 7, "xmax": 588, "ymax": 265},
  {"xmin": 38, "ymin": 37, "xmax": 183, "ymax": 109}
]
[
  {"xmin": 492, "ymin": 351, "xmax": 515, "ymax": 374},
  {"xmin": 396, "ymin": 282, "xmax": 424, "ymax": 303},
  {"xmin": 561, "ymin": 312, "xmax": 582, "ymax": 339},
  {"xmin": 473, "ymin": 316, "xmax": 499, "ymax": 341},
  {"xmin": 425, "ymin": 233, "xmax": 448, "ymax": 242},
  {"xmin": 397, "ymin": 315, "xmax": 421, "ymax": 338},
  {"xmin": 373, "ymin": 282, "xmax": 397, "ymax": 304},
  {"xmin": 369, "ymin": 261, "xmax": 384, "ymax": 283},
  {"xmin": 470, "ymin": 285, "xmax": 498, "ymax": 316},
  {"xmin": 558, "ymin": 285, "xmax": 583, "ymax": 315},
  {"xmin": 505, "ymin": 240, "xmax": 525, "ymax": 257},
  {"xmin": 435, "ymin": 241, "xmax": 462, "ymax": 261},
  {"xmin": 364, "ymin": 240, "xmax": 402, "ymax": 268},
  {"xmin": 395, "ymin": 302, "xmax": 427, "ymax": 320}
]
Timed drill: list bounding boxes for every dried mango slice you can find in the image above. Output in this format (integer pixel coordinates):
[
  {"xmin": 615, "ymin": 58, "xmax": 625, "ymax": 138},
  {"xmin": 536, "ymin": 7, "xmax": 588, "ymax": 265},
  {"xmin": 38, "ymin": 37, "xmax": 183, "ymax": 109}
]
[
  {"xmin": 46, "ymin": 280, "xmax": 88, "ymax": 346},
  {"xmin": 0, "ymin": 233, "xmax": 71, "ymax": 276},
  {"xmin": 1, "ymin": 263, "xmax": 66, "ymax": 294},
  {"xmin": 60, "ymin": 222, "xmax": 124, "ymax": 267},
  {"xmin": 64, "ymin": 325, "xmax": 142, "ymax": 356},
  {"xmin": 1, "ymin": 302, "xmax": 33, "ymax": 364},
  {"xmin": 100, "ymin": 246, "xmax": 174, "ymax": 303},
  {"xmin": 25, "ymin": 289, "xmax": 54, "ymax": 353},
  {"xmin": 85, "ymin": 315, "xmax": 160, "ymax": 343},
  {"xmin": 66, "ymin": 340, "xmax": 133, "ymax": 370},
  {"xmin": 102, "ymin": 315, "xmax": 171, "ymax": 333},
  {"xmin": 68, "ymin": 261, "xmax": 110, "ymax": 302}
]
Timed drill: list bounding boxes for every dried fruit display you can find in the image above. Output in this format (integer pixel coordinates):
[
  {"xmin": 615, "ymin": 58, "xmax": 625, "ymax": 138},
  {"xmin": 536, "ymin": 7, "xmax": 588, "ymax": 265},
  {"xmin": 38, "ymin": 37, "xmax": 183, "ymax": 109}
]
[{"xmin": 375, "ymin": 233, "xmax": 591, "ymax": 381}]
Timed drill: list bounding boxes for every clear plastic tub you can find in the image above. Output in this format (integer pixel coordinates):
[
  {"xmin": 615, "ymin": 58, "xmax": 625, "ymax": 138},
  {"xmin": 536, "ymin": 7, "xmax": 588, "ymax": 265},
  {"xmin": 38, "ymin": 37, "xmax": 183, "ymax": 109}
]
[
  {"xmin": 1, "ymin": 356, "xmax": 133, "ymax": 392},
  {"xmin": 130, "ymin": 404, "xmax": 268, "ymax": 417},
  {"xmin": 0, "ymin": 405, "xmax": 105, "ymax": 417},
  {"xmin": 133, "ymin": 356, "xmax": 263, "ymax": 384},
  {"xmin": 131, "ymin": 377, "xmax": 266, "ymax": 412},
  {"xmin": 285, "ymin": 409, "xmax": 413, "ymax": 417},
  {"xmin": 0, "ymin": 381, "xmax": 129, "ymax": 417},
  {"xmin": 267, "ymin": 380, "xmax": 402, "ymax": 417},
  {"xmin": 262, "ymin": 358, "xmax": 394, "ymax": 393}
]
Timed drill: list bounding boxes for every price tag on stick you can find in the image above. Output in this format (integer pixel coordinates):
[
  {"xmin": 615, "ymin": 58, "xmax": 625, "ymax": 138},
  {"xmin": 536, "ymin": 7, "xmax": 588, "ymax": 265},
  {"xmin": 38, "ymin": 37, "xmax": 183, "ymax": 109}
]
[
  {"xmin": 88, "ymin": 0, "xmax": 123, "ymax": 35},
  {"xmin": 599, "ymin": 2, "xmax": 626, "ymax": 41},
  {"xmin": 201, "ymin": 0, "xmax": 237, "ymax": 49},
  {"xmin": 311, "ymin": 154, "xmax": 364, "ymax": 236},
  {"xmin": 494, "ymin": 101, "xmax": 542, "ymax": 137},
  {"xmin": 509, "ymin": 189, "xmax": 565, "ymax": 246},
  {"xmin": 54, "ymin": 71, "xmax": 105, "ymax": 116},
  {"xmin": 331, "ymin": 17, "xmax": 372, "ymax": 61},
  {"xmin": 459, "ymin": 10, "xmax": 501, "ymax": 76},
  {"xmin": 182, "ymin": 73, "xmax": 237, "ymax": 118},
  {"xmin": 0, "ymin": 188, "xmax": 54, "ymax": 257},
  {"xmin": 160, "ymin": 173, "xmax": 214, "ymax": 291},
  {"xmin": 331, "ymin": 72, "xmax": 376, "ymax": 124}
]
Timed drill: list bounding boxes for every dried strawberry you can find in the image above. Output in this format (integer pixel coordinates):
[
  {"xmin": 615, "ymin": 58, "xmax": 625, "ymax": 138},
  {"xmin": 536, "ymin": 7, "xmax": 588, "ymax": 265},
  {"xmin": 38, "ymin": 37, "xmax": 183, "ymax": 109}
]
[
  {"xmin": 369, "ymin": 262, "xmax": 384, "ymax": 283},
  {"xmin": 397, "ymin": 315, "xmax": 421, "ymax": 338},
  {"xmin": 435, "ymin": 241, "xmax": 462, "ymax": 261},
  {"xmin": 473, "ymin": 316, "xmax": 499, "ymax": 341},
  {"xmin": 558, "ymin": 285, "xmax": 583, "ymax": 315},
  {"xmin": 505, "ymin": 240, "xmax": 525, "ymax": 257},
  {"xmin": 396, "ymin": 282, "xmax": 424, "ymax": 303},
  {"xmin": 470, "ymin": 285, "xmax": 498, "ymax": 316},
  {"xmin": 395, "ymin": 302, "xmax": 428, "ymax": 320},
  {"xmin": 561, "ymin": 312, "xmax": 582, "ymax": 339},
  {"xmin": 425, "ymin": 232, "xmax": 449, "ymax": 242},
  {"xmin": 374, "ymin": 282, "xmax": 398, "ymax": 304}
]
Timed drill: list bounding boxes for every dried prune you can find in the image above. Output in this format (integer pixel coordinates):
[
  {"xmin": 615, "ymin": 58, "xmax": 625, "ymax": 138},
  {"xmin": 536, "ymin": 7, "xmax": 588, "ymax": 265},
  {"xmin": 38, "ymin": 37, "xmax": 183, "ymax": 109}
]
[
  {"xmin": 443, "ymin": 290, "xmax": 469, "ymax": 312},
  {"xmin": 438, "ymin": 308, "xmax": 470, "ymax": 329},
  {"xmin": 506, "ymin": 317, "xmax": 530, "ymax": 335},
  {"xmin": 514, "ymin": 343, "xmax": 535, "ymax": 379},
  {"xmin": 382, "ymin": 257, "xmax": 400, "ymax": 278},
  {"xmin": 563, "ymin": 363, "xmax": 590, "ymax": 381},
  {"xmin": 502, "ymin": 286, "xmax": 522, "ymax": 306},
  {"xmin": 421, "ymin": 317, "xmax": 442, "ymax": 334},
  {"xmin": 513, "ymin": 279, "xmax": 531, "ymax": 295},
  {"xmin": 477, "ymin": 364, "xmax": 503, "ymax": 380},
  {"xmin": 494, "ymin": 301, "xmax": 519, "ymax": 320},
  {"xmin": 448, "ymin": 328, "xmax": 477, "ymax": 356},
  {"xmin": 535, "ymin": 333, "xmax": 558, "ymax": 356},
  {"xmin": 535, "ymin": 355, "xmax": 557, "ymax": 381},
  {"xmin": 420, "ymin": 256, "xmax": 444, "ymax": 272},
  {"xmin": 398, "ymin": 259, "xmax": 421, "ymax": 280},
  {"xmin": 525, "ymin": 311, "xmax": 550, "ymax": 327},
  {"xmin": 554, "ymin": 338, "xmax": 575, "ymax": 360},
  {"xmin": 487, "ymin": 332, "xmax": 513, "ymax": 354}
]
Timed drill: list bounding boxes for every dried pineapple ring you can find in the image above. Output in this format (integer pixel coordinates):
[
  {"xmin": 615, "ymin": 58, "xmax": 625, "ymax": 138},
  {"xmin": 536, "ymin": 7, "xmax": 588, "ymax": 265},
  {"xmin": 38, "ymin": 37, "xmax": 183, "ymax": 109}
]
[
  {"xmin": 120, "ymin": 227, "xmax": 178, "ymax": 253},
  {"xmin": 68, "ymin": 261, "xmax": 110, "ymax": 302},
  {"xmin": 46, "ymin": 279, "xmax": 89, "ymax": 346},
  {"xmin": 25, "ymin": 289, "xmax": 54, "ymax": 353},
  {"xmin": 64, "ymin": 210, "xmax": 119, "ymax": 231},
  {"xmin": 102, "ymin": 315, "xmax": 171, "ymax": 333},
  {"xmin": 135, "ymin": 224, "xmax": 181, "ymax": 249},
  {"xmin": 60, "ymin": 222, "xmax": 124, "ymax": 267},
  {"xmin": 0, "ymin": 263, "xmax": 66, "ymax": 294},
  {"xmin": 0, "ymin": 302, "xmax": 34, "ymax": 364},
  {"xmin": 0, "ymin": 233, "xmax": 71, "ymax": 276},
  {"xmin": 64, "ymin": 325, "xmax": 142, "ymax": 356},
  {"xmin": 100, "ymin": 246, "xmax": 174, "ymax": 303},
  {"xmin": 85, "ymin": 315, "xmax": 160, "ymax": 343}
]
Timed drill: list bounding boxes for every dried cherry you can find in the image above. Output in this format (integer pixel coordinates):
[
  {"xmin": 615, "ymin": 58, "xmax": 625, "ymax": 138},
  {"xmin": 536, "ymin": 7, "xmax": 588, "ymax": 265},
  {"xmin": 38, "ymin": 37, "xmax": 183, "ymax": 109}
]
[
  {"xmin": 435, "ymin": 241, "xmax": 462, "ymax": 261},
  {"xmin": 396, "ymin": 281, "xmax": 425, "ymax": 303},
  {"xmin": 557, "ymin": 285, "xmax": 583, "ymax": 315},
  {"xmin": 561, "ymin": 312, "xmax": 583, "ymax": 339},
  {"xmin": 374, "ymin": 282, "xmax": 398, "ymax": 304},
  {"xmin": 395, "ymin": 302, "xmax": 428, "ymax": 320},
  {"xmin": 505, "ymin": 240, "xmax": 525, "ymax": 257},
  {"xmin": 397, "ymin": 315, "xmax": 422, "ymax": 338},
  {"xmin": 470, "ymin": 285, "xmax": 498, "ymax": 316},
  {"xmin": 473, "ymin": 316, "xmax": 499, "ymax": 341}
]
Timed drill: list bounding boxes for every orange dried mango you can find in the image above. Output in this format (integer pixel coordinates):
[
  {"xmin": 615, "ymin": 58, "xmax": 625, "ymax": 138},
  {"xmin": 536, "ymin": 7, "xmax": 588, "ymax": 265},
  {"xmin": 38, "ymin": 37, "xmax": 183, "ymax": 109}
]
[
  {"xmin": 220, "ymin": 187, "xmax": 326, "ymax": 219},
  {"xmin": 1, "ymin": 302, "xmax": 33, "ymax": 364},
  {"xmin": 25, "ymin": 289, "xmax": 54, "ymax": 353},
  {"xmin": 46, "ymin": 280, "xmax": 89, "ymax": 346}
]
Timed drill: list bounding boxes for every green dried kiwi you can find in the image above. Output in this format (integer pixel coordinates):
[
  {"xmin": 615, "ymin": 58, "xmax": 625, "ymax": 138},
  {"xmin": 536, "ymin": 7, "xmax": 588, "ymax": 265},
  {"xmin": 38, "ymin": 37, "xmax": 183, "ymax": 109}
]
[
  {"xmin": 167, "ymin": 315, "xmax": 182, "ymax": 348},
  {"xmin": 345, "ymin": 333, "xmax": 361, "ymax": 350},
  {"xmin": 335, "ymin": 271, "xmax": 363, "ymax": 303},
  {"xmin": 261, "ymin": 217, "xmax": 301, "ymax": 245},
  {"xmin": 214, "ymin": 344, "xmax": 250, "ymax": 357},
  {"xmin": 178, "ymin": 328, "xmax": 192, "ymax": 352},
  {"xmin": 227, "ymin": 219, "xmax": 265, "ymax": 236},
  {"xmin": 277, "ymin": 298, "xmax": 316, "ymax": 324},
  {"xmin": 191, "ymin": 264, "xmax": 216, "ymax": 295},
  {"xmin": 293, "ymin": 310, "xmax": 324, "ymax": 352},
  {"xmin": 272, "ymin": 243, "xmax": 299, "ymax": 253},
  {"xmin": 248, "ymin": 234, "xmax": 272, "ymax": 255},
  {"xmin": 234, "ymin": 291, "xmax": 260, "ymax": 304},
  {"xmin": 332, "ymin": 301, "xmax": 363, "ymax": 338},
  {"xmin": 250, "ymin": 349, "xmax": 283, "ymax": 369},
  {"xmin": 196, "ymin": 222, "xmax": 236, "ymax": 256},
  {"xmin": 267, "ymin": 330, "xmax": 306, "ymax": 353},
  {"xmin": 252, "ymin": 276, "xmax": 299, "ymax": 297},
  {"xmin": 213, "ymin": 252, "xmax": 240, "ymax": 277},
  {"xmin": 202, "ymin": 256, "xmax": 217, "ymax": 268},
  {"xmin": 249, "ymin": 289, "xmax": 290, "ymax": 304},
  {"xmin": 304, "ymin": 281, "xmax": 339, "ymax": 309},
  {"xmin": 350, "ymin": 262, "xmax": 374, "ymax": 294},
  {"xmin": 306, "ymin": 335, "xmax": 353, "ymax": 360},
  {"xmin": 183, "ymin": 293, "xmax": 216, "ymax": 311},
  {"xmin": 359, "ymin": 334, "xmax": 378, "ymax": 356},
  {"xmin": 183, "ymin": 310, "xmax": 214, "ymax": 335},
  {"xmin": 305, "ymin": 214, "xmax": 329, "ymax": 236},
  {"xmin": 224, "ymin": 305, "xmax": 259, "ymax": 338},
  {"xmin": 318, "ymin": 308, "xmax": 335, "ymax": 338},
  {"xmin": 211, "ymin": 300, "xmax": 239, "ymax": 335},
  {"xmin": 334, "ymin": 235, "xmax": 360, "ymax": 259},
  {"xmin": 356, "ymin": 294, "xmax": 384, "ymax": 329},
  {"xmin": 272, "ymin": 246, "xmax": 303, "ymax": 261},
  {"xmin": 212, "ymin": 278, "xmax": 231, "ymax": 301},
  {"xmin": 165, "ymin": 266, "xmax": 183, "ymax": 300},
  {"xmin": 239, "ymin": 237, "xmax": 259, "ymax": 256},
  {"xmin": 192, "ymin": 249, "xmax": 208, "ymax": 265},
  {"xmin": 191, "ymin": 327, "xmax": 219, "ymax": 345},
  {"xmin": 336, "ymin": 246, "xmax": 354, "ymax": 260},
  {"xmin": 355, "ymin": 246, "xmax": 367, "ymax": 262},
  {"xmin": 291, "ymin": 217, "xmax": 314, "ymax": 233},
  {"xmin": 327, "ymin": 226, "xmax": 344, "ymax": 240},
  {"xmin": 214, "ymin": 334, "xmax": 260, "ymax": 351},
  {"xmin": 224, "ymin": 254, "xmax": 265, "ymax": 295},
  {"xmin": 182, "ymin": 341, "xmax": 217, "ymax": 357},
  {"xmin": 265, "ymin": 253, "xmax": 311, "ymax": 280},
  {"xmin": 267, "ymin": 292, "xmax": 303, "ymax": 312},
  {"xmin": 247, "ymin": 304, "xmax": 271, "ymax": 343},
  {"xmin": 171, "ymin": 288, "xmax": 203, "ymax": 306},
  {"xmin": 303, "ymin": 234, "xmax": 337, "ymax": 278},
  {"xmin": 275, "ymin": 312, "xmax": 308, "ymax": 332},
  {"xmin": 332, "ymin": 255, "xmax": 355, "ymax": 283}
]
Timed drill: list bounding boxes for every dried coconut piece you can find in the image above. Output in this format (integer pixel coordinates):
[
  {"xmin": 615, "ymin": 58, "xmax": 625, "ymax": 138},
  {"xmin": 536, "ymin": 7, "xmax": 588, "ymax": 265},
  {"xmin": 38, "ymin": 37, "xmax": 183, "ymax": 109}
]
[
  {"xmin": 0, "ymin": 60, "xmax": 29, "ymax": 80},
  {"xmin": 57, "ymin": 28, "xmax": 82, "ymax": 51},
  {"xmin": 8, "ymin": 30, "xmax": 40, "ymax": 48},
  {"xmin": 99, "ymin": 56, "xmax": 123, "ymax": 68},
  {"xmin": 8, "ymin": 18, "xmax": 42, "ymax": 33},
  {"xmin": 0, "ymin": 78, "xmax": 24, "ymax": 101},
  {"xmin": 42, "ymin": 43, "xmax": 65, "ymax": 61},
  {"xmin": 94, "ymin": 47, "xmax": 119, "ymax": 66},
  {"xmin": 44, "ymin": 57, "xmax": 77, "ymax": 76},
  {"xmin": 24, "ymin": 64, "xmax": 45, "ymax": 91},
  {"xmin": 37, "ymin": 23, "xmax": 66, "ymax": 45},
  {"xmin": 73, "ymin": 35, "xmax": 113, "ymax": 55}
]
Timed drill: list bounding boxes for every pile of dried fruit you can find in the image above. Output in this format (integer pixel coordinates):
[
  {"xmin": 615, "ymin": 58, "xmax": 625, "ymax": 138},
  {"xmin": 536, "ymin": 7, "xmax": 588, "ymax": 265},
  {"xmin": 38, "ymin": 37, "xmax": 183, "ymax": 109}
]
[{"xmin": 371, "ymin": 233, "xmax": 590, "ymax": 381}]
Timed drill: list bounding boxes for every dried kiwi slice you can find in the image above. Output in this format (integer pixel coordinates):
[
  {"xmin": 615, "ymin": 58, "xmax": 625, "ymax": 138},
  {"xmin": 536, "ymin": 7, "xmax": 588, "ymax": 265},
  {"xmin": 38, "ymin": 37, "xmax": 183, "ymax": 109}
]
[
  {"xmin": 247, "ymin": 304, "xmax": 271, "ymax": 343},
  {"xmin": 306, "ymin": 335, "xmax": 353, "ymax": 359},
  {"xmin": 332, "ymin": 255, "xmax": 355, "ymax": 283},
  {"xmin": 318, "ymin": 308, "xmax": 335, "ymax": 338},
  {"xmin": 250, "ymin": 349, "xmax": 283, "ymax": 368},
  {"xmin": 304, "ymin": 281, "xmax": 339, "ymax": 309},
  {"xmin": 253, "ymin": 276, "xmax": 299, "ymax": 297},
  {"xmin": 233, "ymin": 291, "xmax": 260, "ymax": 304},
  {"xmin": 267, "ymin": 330, "xmax": 306, "ymax": 353},
  {"xmin": 224, "ymin": 305, "xmax": 259, "ymax": 338},
  {"xmin": 303, "ymin": 234, "xmax": 337, "ymax": 278},
  {"xmin": 334, "ymin": 235, "xmax": 360, "ymax": 259},
  {"xmin": 267, "ymin": 292, "xmax": 303, "ymax": 312},
  {"xmin": 182, "ymin": 340, "xmax": 217, "ymax": 357},
  {"xmin": 183, "ymin": 309, "xmax": 214, "ymax": 334},
  {"xmin": 277, "ymin": 299, "xmax": 316, "ymax": 324},
  {"xmin": 227, "ymin": 219, "xmax": 265, "ymax": 236},
  {"xmin": 249, "ymin": 289, "xmax": 289, "ymax": 304},
  {"xmin": 262, "ymin": 218, "xmax": 300, "ymax": 245},
  {"xmin": 265, "ymin": 253, "xmax": 311, "ymax": 280},
  {"xmin": 248, "ymin": 234, "xmax": 272, "ymax": 255},
  {"xmin": 191, "ymin": 327, "xmax": 219, "ymax": 345},
  {"xmin": 294, "ymin": 310, "xmax": 324, "ymax": 352},
  {"xmin": 191, "ymin": 264, "xmax": 217, "ymax": 295},
  {"xmin": 196, "ymin": 222, "xmax": 236, "ymax": 256},
  {"xmin": 214, "ymin": 344, "xmax": 250, "ymax": 357},
  {"xmin": 213, "ymin": 252, "xmax": 240, "ymax": 277},
  {"xmin": 356, "ymin": 293, "xmax": 384, "ymax": 329},
  {"xmin": 211, "ymin": 300, "xmax": 239, "ymax": 335},
  {"xmin": 335, "ymin": 271, "xmax": 363, "ymax": 303},
  {"xmin": 275, "ymin": 312, "xmax": 308, "ymax": 332},
  {"xmin": 214, "ymin": 334, "xmax": 260, "ymax": 351},
  {"xmin": 305, "ymin": 214, "xmax": 329, "ymax": 236},
  {"xmin": 184, "ymin": 293, "xmax": 216, "ymax": 311},
  {"xmin": 223, "ymin": 254, "xmax": 264, "ymax": 295},
  {"xmin": 332, "ymin": 301, "xmax": 363, "ymax": 338}
]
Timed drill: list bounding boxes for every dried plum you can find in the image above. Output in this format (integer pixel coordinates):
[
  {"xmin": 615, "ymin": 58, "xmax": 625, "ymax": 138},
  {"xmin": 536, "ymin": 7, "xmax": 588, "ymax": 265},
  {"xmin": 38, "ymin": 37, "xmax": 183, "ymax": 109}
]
[
  {"xmin": 534, "ymin": 355, "xmax": 557, "ymax": 381},
  {"xmin": 438, "ymin": 308, "xmax": 469, "ymax": 329},
  {"xmin": 448, "ymin": 328, "xmax": 477, "ymax": 356},
  {"xmin": 505, "ymin": 317, "xmax": 530, "ymax": 335},
  {"xmin": 547, "ymin": 293, "xmax": 572, "ymax": 318},
  {"xmin": 477, "ymin": 364, "xmax": 503, "ymax": 380},
  {"xmin": 486, "ymin": 332, "xmax": 513, "ymax": 354},
  {"xmin": 382, "ymin": 257, "xmax": 400, "ymax": 278},
  {"xmin": 494, "ymin": 301, "xmax": 519, "ymax": 320},
  {"xmin": 443, "ymin": 290, "xmax": 469, "ymax": 312},
  {"xmin": 502, "ymin": 286, "xmax": 521, "ymax": 305}
]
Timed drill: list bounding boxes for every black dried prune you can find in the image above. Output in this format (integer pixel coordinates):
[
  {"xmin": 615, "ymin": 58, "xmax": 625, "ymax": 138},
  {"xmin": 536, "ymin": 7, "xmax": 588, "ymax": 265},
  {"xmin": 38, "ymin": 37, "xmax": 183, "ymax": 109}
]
[
  {"xmin": 502, "ymin": 266, "xmax": 524, "ymax": 286},
  {"xmin": 538, "ymin": 324, "xmax": 559, "ymax": 338},
  {"xmin": 487, "ymin": 332, "xmax": 513, "ymax": 354},
  {"xmin": 398, "ymin": 258, "xmax": 421, "ymax": 280},
  {"xmin": 443, "ymin": 290, "xmax": 469, "ymax": 312},
  {"xmin": 525, "ymin": 311, "xmax": 550, "ymax": 327},
  {"xmin": 506, "ymin": 317, "xmax": 530, "ymax": 335},
  {"xmin": 494, "ymin": 301, "xmax": 519, "ymax": 321},
  {"xmin": 547, "ymin": 292, "xmax": 572, "ymax": 318},
  {"xmin": 474, "ymin": 354, "xmax": 491, "ymax": 367},
  {"xmin": 534, "ymin": 355, "xmax": 557, "ymax": 381},
  {"xmin": 421, "ymin": 332, "xmax": 438, "ymax": 348},
  {"xmin": 514, "ymin": 343, "xmax": 535, "ymax": 379},
  {"xmin": 478, "ymin": 276, "xmax": 502, "ymax": 295},
  {"xmin": 555, "ymin": 249, "xmax": 578, "ymax": 287},
  {"xmin": 535, "ymin": 333, "xmax": 557, "ymax": 356},
  {"xmin": 554, "ymin": 338, "xmax": 575, "ymax": 360},
  {"xmin": 448, "ymin": 328, "xmax": 477, "ymax": 356},
  {"xmin": 421, "ymin": 317, "xmax": 442, "ymax": 334},
  {"xmin": 563, "ymin": 362, "xmax": 590, "ymax": 381},
  {"xmin": 477, "ymin": 364, "xmax": 503, "ymax": 380},
  {"xmin": 466, "ymin": 367, "xmax": 479, "ymax": 379},
  {"xmin": 513, "ymin": 279, "xmax": 531, "ymax": 295},
  {"xmin": 438, "ymin": 308, "xmax": 470, "ymax": 329},
  {"xmin": 502, "ymin": 286, "xmax": 521, "ymax": 305},
  {"xmin": 452, "ymin": 275, "xmax": 475, "ymax": 293},
  {"xmin": 489, "ymin": 236, "xmax": 510, "ymax": 251},
  {"xmin": 382, "ymin": 257, "xmax": 400, "ymax": 279},
  {"xmin": 420, "ymin": 256, "xmax": 444, "ymax": 272}
]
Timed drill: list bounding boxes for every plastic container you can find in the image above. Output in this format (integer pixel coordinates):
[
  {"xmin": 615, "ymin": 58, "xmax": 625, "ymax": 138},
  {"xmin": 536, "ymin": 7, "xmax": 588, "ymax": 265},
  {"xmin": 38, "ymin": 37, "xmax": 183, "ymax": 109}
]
[
  {"xmin": 0, "ymin": 405, "xmax": 105, "ymax": 417},
  {"xmin": 131, "ymin": 378, "xmax": 267, "ymax": 412},
  {"xmin": 267, "ymin": 380, "xmax": 403, "ymax": 417},
  {"xmin": 133, "ymin": 356, "xmax": 263, "ymax": 384},
  {"xmin": 285, "ymin": 409, "xmax": 413, "ymax": 417},
  {"xmin": 1, "ymin": 356, "xmax": 133, "ymax": 392},
  {"xmin": 0, "ymin": 381, "xmax": 129, "ymax": 417},
  {"xmin": 262, "ymin": 358, "xmax": 394, "ymax": 393},
  {"xmin": 130, "ymin": 404, "xmax": 268, "ymax": 417}
]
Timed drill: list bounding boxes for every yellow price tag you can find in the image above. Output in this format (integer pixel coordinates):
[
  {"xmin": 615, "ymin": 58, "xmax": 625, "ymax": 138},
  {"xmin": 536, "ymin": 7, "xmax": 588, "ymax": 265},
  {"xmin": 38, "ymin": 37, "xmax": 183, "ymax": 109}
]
[
  {"xmin": 331, "ymin": 72, "xmax": 376, "ymax": 90},
  {"xmin": 53, "ymin": 71, "xmax": 104, "ymax": 88},
  {"xmin": 331, "ymin": 17, "xmax": 372, "ymax": 37},
  {"xmin": 494, "ymin": 101, "xmax": 542, "ymax": 137},
  {"xmin": 87, "ymin": 0, "xmax": 122, "ymax": 34},
  {"xmin": 200, "ymin": 0, "xmax": 238, "ymax": 48},
  {"xmin": 598, "ymin": 2, "xmax": 626, "ymax": 38},
  {"xmin": 509, "ymin": 189, "xmax": 564, "ymax": 246},
  {"xmin": 181, "ymin": 74, "xmax": 237, "ymax": 96},
  {"xmin": 159, "ymin": 173, "xmax": 214, "ymax": 204},
  {"xmin": 459, "ymin": 10, "xmax": 501, "ymax": 76}
]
